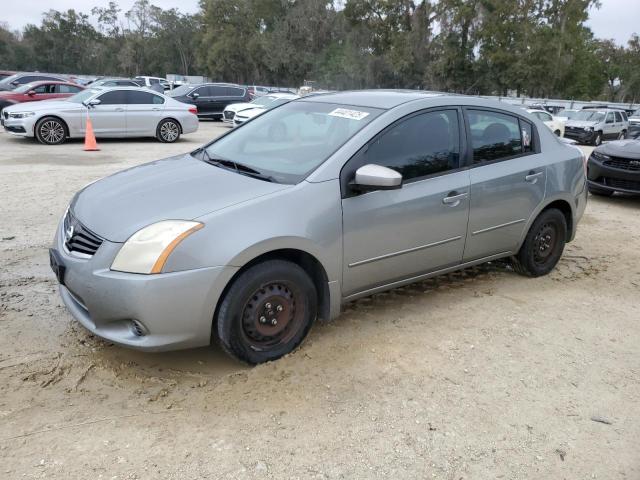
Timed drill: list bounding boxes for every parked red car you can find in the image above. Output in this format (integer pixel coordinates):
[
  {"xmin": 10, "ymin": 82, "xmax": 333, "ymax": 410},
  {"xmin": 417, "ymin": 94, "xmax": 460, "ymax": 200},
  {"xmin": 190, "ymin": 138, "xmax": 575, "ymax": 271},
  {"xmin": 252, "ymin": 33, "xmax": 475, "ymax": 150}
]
[{"xmin": 0, "ymin": 81, "xmax": 84, "ymax": 111}]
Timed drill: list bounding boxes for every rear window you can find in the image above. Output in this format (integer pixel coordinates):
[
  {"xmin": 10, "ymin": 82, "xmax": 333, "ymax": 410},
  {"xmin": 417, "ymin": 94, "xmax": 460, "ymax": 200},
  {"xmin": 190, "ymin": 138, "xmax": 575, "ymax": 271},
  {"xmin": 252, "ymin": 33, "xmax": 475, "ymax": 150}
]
[{"xmin": 468, "ymin": 110, "xmax": 523, "ymax": 163}]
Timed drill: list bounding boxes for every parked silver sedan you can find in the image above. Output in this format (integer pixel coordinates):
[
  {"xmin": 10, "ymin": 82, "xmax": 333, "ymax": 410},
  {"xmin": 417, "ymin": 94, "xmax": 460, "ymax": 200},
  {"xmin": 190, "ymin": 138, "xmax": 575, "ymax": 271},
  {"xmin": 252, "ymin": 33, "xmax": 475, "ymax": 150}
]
[
  {"xmin": 1, "ymin": 86, "xmax": 199, "ymax": 144},
  {"xmin": 50, "ymin": 91, "xmax": 587, "ymax": 364}
]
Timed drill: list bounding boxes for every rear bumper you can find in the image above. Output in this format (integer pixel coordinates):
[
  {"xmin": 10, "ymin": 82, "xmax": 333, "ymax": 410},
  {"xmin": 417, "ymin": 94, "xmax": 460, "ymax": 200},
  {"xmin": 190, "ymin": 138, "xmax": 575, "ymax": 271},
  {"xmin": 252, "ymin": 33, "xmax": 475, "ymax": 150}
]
[{"xmin": 587, "ymin": 155, "xmax": 640, "ymax": 194}]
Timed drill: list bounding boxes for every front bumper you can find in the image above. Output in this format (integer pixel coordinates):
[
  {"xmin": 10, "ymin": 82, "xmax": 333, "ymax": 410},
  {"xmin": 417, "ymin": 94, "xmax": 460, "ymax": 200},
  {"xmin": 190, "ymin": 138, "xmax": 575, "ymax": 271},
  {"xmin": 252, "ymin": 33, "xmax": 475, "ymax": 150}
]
[
  {"xmin": 587, "ymin": 155, "xmax": 640, "ymax": 194},
  {"xmin": 1, "ymin": 114, "xmax": 34, "ymax": 137},
  {"xmin": 52, "ymin": 217, "xmax": 238, "ymax": 351},
  {"xmin": 564, "ymin": 128, "xmax": 595, "ymax": 144}
]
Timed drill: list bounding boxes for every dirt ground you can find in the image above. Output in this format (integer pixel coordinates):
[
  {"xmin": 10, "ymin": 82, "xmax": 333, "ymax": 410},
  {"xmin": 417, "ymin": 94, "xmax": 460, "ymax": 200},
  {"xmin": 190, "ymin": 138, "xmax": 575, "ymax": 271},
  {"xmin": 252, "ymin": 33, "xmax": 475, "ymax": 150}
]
[{"xmin": 0, "ymin": 122, "xmax": 638, "ymax": 479}]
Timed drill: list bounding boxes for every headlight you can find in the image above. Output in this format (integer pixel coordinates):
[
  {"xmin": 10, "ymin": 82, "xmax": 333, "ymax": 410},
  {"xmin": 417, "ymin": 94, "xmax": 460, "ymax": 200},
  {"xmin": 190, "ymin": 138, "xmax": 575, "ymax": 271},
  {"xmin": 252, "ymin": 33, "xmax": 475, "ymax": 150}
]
[
  {"xmin": 585, "ymin": 126, "xmax": 594, "ymax": 132},
  {"xmin": 590, "ymin": 151, "xmax": 610, "ymax": 162},
  {"xmin": 111, "ymin": 220, "xmax": 203, "ymax": 274},
  {"xmin": 8, "ymin": 111, "xmax": 35, "ymax": 119}
]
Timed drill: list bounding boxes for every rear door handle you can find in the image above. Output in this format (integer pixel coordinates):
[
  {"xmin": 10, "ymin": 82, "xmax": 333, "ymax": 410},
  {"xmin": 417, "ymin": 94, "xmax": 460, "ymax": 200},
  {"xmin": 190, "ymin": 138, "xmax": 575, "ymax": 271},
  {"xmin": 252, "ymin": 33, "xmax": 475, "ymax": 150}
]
[
  {"xmin": 442, "ymin": 192, "xmax": 468, "ymax": 207},
  {"xmin": 525, "ymin": 171, "xmax": 543, "ymax": 183},
  {"xmin": 114, "ymin": 107, "xmax": 125, "ymax": 112},
  {"xmin": 152, "ymin": 107, "xmax": 161, "ymax": 111}
]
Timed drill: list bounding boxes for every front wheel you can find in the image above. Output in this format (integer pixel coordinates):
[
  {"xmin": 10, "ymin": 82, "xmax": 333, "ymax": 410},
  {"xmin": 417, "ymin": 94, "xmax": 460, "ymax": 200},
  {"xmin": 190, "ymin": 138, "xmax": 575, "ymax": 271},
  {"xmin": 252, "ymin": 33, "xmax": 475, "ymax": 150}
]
[
  {"xmin": 35, "ymin": 116, "xmax": 67, "ymax": 145},
  {"xmin": 216, "ymin": 260, "xmax": 317, "ymax": 364},
  {"xmin": 593, "ymin": 131, "xmax": 602, "ymax": 146},
  {"xmin": 511, "ymin": 208, "xmax": 567, "ymax": 277},
  {"xmin": 156, "ymin": 119, "xmax": 181, "ymax": 143}
]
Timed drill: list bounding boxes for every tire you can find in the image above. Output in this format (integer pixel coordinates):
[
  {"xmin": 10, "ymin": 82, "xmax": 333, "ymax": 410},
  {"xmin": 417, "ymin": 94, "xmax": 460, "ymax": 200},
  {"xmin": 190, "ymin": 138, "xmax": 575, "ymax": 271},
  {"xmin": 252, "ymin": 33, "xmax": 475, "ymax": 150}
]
[
  {"xmin": 554, "ymin": 129, "xmax": 561, "ymax": 137},
  {"xmin": 216, "ymin": 260, "xmax": 317, "ymax": 364},
  {"xmin": 588, "ymin": 185, "xmax": 614, "ymax": 197},
  {"xmin": 35, "ymin": 116, "xmax": 67, "ymax": 145},
  {"xmin": 618, "ymin": 130, "xmax": 627, "ymax": 140},
  {"xmin": 156, "ymin": 118, "xmax": 181, "ymax": 143},
  {"xmin": 511, "ymin": 208, "xmax": 567, "ymax": 277},
  {"xmin": 593, "ymin": 131, "xmax": 602, "ymax": 146}
]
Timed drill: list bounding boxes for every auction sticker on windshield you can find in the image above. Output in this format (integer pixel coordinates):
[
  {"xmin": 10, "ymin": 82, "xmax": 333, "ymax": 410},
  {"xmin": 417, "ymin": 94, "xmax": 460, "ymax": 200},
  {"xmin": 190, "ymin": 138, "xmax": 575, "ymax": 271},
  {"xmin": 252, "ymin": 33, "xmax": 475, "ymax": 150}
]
[{"xmin": 328, "ymin": 108, "xmax": 370, "ymax": 121}]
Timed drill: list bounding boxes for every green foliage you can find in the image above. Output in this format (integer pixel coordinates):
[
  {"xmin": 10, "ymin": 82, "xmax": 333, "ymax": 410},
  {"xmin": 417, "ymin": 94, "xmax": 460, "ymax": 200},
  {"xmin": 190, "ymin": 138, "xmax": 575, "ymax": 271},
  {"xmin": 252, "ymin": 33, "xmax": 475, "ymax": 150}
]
[{"xmin": 0, "ymin": 0, "xmax": 638, "ymax": 102}]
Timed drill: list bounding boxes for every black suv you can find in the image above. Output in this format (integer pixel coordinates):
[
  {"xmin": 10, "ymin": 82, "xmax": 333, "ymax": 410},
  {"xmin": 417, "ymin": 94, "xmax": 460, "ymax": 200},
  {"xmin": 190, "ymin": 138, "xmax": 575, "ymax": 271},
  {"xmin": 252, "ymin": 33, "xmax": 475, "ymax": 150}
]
[{"xmin": 167, "ymin": 83, "xmax": 250, "ymax": 119}]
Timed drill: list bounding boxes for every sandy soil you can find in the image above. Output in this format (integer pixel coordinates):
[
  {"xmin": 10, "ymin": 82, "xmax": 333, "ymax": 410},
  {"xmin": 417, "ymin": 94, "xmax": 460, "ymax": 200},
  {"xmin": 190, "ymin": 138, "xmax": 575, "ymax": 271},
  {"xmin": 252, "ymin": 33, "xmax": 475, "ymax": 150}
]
[{"xmin": 0, "ymin": 123, "xmax": 639, "ymax": 479}]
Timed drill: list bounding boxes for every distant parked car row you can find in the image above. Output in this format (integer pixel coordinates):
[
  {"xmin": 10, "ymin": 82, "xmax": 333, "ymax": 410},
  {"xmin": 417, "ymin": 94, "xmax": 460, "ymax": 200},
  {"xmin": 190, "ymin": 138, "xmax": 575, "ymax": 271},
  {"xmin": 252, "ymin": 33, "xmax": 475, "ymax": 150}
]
[
  {"xmin": 0, "ymin": 81, "xmax": 84, "ymax": 111},
  {"xmin": 2, "ymin": 86, "xmax": 199, "ymax": 145}
]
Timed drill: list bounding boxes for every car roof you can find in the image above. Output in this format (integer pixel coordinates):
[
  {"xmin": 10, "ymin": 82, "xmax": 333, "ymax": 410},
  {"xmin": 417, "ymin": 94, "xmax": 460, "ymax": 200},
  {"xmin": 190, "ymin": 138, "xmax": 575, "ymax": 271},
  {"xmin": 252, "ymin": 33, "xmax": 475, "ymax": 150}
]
[
  {"xmin": 299, "ymin": 90, "xmax": 446, "ymax": 109},
  {"xmin": 24, "ymin": 80, "xmax": 81, "ymax": 86}
]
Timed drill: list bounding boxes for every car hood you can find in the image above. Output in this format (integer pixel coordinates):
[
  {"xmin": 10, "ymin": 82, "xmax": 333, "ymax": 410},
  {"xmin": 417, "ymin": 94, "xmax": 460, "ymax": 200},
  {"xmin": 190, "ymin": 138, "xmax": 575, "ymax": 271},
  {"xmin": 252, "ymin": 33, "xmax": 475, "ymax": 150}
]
[
  {"xmin": 237, "ymin": 107, "xmax": 267, "ymax": 119},
  {"xmin": 566, "ymin": 120, "xmax": 597, "ymax": 128},
  {"xmin": 597, "ymin": 140, "xmax": 640, "ymax": 160},
  {"xmin": 224, "ymin": 102, "xmax": 255, "ymax": 113},
  {"xmin": 3, "ymin": 99, "xmax": 81, "ymax": 113},
  {"xmin": 71, "ymin": 153, "xmax": 290, "ymax": 242}
]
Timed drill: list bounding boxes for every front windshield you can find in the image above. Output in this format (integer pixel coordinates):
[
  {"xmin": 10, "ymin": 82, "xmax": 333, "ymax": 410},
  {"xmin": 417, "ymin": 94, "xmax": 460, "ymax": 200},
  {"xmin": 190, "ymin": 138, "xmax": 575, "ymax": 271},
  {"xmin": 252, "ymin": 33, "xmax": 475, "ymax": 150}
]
[
  {"xmin": 250, "ymin": 96, "xmax": 277, "ymax": 106},
  {"xmin": 632, "ymin": 108, "xmax": 640, "ymax": 118},
  {"xmin": 166, "ymin": 85, "xmax": 192, "ymax": 97},
  {"xmin": 202, "ymin": 101, "xmax": 383, "ymax": 184},
  {"xmin": 573, "ymin": 110, "xmax": 605, "ymax": 122},
  {"xmin": 67, "ymin": 88, "xmax": 100, "ymax": 103}
]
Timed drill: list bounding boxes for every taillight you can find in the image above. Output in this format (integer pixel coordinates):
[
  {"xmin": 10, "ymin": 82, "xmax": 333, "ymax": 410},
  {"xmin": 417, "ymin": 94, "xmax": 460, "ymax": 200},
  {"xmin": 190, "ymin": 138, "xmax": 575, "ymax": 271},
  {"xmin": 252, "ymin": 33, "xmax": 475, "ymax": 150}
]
[{"xmin": 188, "ymin": 107, "xmax": 197, "ymax": 115}]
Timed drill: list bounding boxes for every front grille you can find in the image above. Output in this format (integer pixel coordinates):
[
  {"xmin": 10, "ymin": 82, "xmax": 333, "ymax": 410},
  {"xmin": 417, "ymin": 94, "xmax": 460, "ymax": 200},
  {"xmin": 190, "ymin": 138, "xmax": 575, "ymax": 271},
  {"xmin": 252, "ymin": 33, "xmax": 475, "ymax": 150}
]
[
  {"xmin": 63, "ymin": 211, "xmax": 104, "ymax": 256},
  {"xmin": 223, "ymin": 111, "xmax": 235, "ymax": 120},
  {"xmin": 606, "ymin": 178, "xmax": 640, "ymax": 191},
  {"xmin": 603, "ymin": 157, "xmax": 640, "ymax": 171}
]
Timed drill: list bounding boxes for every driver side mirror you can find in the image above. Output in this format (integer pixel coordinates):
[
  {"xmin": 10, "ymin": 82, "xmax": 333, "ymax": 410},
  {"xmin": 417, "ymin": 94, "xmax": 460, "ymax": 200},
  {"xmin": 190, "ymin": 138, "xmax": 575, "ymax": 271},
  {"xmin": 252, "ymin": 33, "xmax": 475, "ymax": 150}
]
[
  {"xmin": 27, "ymin": 90, "xmax": 36, "ymax": 96},
  {"xmin": 351, "ymin": 164, "xmax": 402, "ymax": 192},
  {"xmin": 83, "ymin": 98, "xmax": 101, "ymax": 108}
]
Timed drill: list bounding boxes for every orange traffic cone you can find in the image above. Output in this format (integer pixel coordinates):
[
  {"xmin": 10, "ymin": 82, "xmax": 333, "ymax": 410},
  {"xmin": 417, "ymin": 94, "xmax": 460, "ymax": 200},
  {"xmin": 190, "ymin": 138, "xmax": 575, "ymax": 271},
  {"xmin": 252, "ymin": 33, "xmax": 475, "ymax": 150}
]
[{"xmin": 84, "ymin": 117, "xmax": 99, "ymax": 151}]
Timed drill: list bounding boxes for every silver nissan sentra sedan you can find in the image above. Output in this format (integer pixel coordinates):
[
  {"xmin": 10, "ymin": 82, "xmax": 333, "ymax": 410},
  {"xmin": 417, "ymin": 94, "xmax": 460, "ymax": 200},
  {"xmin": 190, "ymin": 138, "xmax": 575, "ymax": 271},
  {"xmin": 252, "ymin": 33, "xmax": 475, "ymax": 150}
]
[
  {"xmin": 50, "ymin": 91, "xmax": 587, "ymax": 364},
  {"xmin": 2, "ymin": 86, "xmax": 199, "ymax": 144}
]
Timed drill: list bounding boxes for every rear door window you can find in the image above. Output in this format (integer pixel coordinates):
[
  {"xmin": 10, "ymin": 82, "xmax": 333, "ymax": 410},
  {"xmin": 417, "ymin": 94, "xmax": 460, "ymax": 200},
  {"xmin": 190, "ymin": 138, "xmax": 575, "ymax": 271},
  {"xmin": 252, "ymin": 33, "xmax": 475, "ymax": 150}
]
[
  {"xmin": 614, "ymin": 111, "xmax": 623, "ymax": 122},
  {"xmin": 210, "ymin": 86, "xmax": 225, "ymax": 97},
  {"xmin": 127, "ymin": 90, "xmax": 164, "ymax": 104},
  {"xmin": 224, "ymin": 86, "xmax": 245, "ymax": 97},
  {"xmin": 57, "ymin": 84, "xmax": 82, "ymax": 94},
  {"xmin": 467, "ymin": 110, "xmax": 524, "ymax": 163}
]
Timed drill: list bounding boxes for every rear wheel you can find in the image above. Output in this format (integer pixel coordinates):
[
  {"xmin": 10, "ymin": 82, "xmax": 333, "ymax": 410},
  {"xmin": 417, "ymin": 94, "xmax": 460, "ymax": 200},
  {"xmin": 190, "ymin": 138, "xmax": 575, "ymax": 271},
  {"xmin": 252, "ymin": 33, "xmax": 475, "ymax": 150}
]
[
  {"xmin": 216, "ymin": 260, "xmax": 317, "ymax": 364},
  {"xmin": 512, "ymin": 208, "xmax": 567, "ymax": 277},
  {"xmin": 156, "ymin": 119, "xmax": 181, "ymax": 143},
  {"xmin": 618, "ymin": 130, "xmax": 627, "ymax": 140},
  {"xmin": 35, "ymin": 116, "xmax": 67, "ymax": 145}
]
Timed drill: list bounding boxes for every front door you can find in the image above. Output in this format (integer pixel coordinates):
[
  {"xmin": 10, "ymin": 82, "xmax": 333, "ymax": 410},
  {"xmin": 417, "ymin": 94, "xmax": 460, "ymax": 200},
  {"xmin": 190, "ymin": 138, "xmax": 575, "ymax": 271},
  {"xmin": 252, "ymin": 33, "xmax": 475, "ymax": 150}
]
[
  {"xmin": 341, "ymin": 109, "xmax": 470, "ymax": 296},
  {"xmin": 463, "ymin": 109, "xmax": 547, "ymax": 261},
  {"xmin": 85, "ymin": 90, "xmax": 127, "ymax": 136}
]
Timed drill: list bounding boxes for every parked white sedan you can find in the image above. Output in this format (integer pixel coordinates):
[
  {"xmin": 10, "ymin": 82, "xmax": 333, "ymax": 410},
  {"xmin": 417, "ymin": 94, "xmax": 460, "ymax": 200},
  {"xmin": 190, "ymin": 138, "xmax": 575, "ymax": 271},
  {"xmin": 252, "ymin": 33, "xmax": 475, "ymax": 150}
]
[
  {"xmin": 1, "ymin": 86, "xmax": 199, "ymax": 145},
  {"xmin": 223, "ymin": 93, "xmax": 298, "ymax": 125},
  {"xmin": 526, "ymin": 108, "xmax": 565, "ymax": 137}
]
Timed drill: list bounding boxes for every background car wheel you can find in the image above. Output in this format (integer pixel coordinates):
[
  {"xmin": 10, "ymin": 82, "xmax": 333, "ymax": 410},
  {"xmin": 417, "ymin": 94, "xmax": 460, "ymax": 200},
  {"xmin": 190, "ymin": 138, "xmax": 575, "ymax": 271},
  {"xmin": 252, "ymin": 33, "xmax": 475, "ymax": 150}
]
[
  {"xmin": 554, "ymin": 129, "xmax": 561, "ymax": 137},
  {"xmin": 618, "ymin": 130, "xmax": 627, "ymax": 140},
  {"xmin": 511, "ymin": 208, "xmax": 566, "ymax": 277},
  {"xmin": 156, "ymin": 119, "xmax": 181, "ymax": 143},
  {"xmin": 216, "ymin": 259, "xmax": 317, "ymax": 364},
  {"xmin": 35, "ymin": 116, "xmax": 67, "ymax": 145},
  {"xmin": 588, "ymin": 185, "xmax": 614, "ymax": 197},
  {"xmin": 593, "ymin": 132, "xmax": 602, "ymax": 146}
]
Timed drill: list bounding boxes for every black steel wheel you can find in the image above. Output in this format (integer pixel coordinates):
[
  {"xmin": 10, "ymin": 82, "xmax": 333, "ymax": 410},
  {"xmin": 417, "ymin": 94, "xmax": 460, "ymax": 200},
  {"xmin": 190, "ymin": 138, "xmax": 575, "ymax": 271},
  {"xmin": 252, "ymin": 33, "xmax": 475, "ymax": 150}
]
[
  {"xmin": 156, "ymin": 118, "xmax": 181, "ymax": 143},
  {"xmin": 216, "ymin": 260, "xmax": 317, "ymax": 364},
  {"xmin": 512, "ymin": 208, "xmax": 567, "ymax": 277},
  {"xmin": 35, "ymin": 116, "xmax": 67, "ymax": 145}
]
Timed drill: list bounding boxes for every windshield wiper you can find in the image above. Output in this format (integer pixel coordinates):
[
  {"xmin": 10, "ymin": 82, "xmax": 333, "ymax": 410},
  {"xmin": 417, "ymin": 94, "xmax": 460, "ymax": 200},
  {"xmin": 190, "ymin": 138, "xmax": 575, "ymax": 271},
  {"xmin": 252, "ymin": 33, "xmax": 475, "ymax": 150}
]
[{"xmin": 193, "ymin": 148, "xmax": 276, "ymax": 183}]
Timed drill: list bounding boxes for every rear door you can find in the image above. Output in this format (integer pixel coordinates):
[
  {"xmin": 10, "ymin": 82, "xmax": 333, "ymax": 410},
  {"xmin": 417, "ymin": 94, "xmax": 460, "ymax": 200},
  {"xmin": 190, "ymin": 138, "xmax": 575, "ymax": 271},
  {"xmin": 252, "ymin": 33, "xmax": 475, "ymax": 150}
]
[
  {"xmin": 125, "ymin": 90, "xmax": 165, "ymax": 136},
  {"xmin": 603, "ymin": 112, "xmax": 616, "ymax": 139},
  {"xmin": 463, "ymin": 109, "xmax": 546, "ymax": 261},
  {"xmin": 221, "ymin": 86, "xmax": 247, "ymax": 111},
  {"xmin": 341, "ymin": 108, "xmax": 470, "ymax": 296},
  {"xmin": 85, "ymin": 90, "xmax": 127, "ymax": 136}
]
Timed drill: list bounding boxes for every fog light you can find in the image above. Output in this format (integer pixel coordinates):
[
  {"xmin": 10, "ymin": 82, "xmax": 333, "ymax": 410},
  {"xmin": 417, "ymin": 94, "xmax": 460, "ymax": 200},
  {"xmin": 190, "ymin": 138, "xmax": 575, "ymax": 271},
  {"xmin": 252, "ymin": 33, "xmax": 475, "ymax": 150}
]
[{"xmin": 130, "ymin": 320, "xmax": 148, "ymax": 337}]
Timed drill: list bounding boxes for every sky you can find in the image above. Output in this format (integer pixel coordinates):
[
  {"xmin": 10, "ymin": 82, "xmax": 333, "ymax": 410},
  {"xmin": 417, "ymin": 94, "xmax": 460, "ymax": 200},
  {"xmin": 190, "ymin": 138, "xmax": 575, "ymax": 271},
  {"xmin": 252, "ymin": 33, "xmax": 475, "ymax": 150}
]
[{"xmin": 1, "ymin": 0, "xmax": 638, "ymax": 46}]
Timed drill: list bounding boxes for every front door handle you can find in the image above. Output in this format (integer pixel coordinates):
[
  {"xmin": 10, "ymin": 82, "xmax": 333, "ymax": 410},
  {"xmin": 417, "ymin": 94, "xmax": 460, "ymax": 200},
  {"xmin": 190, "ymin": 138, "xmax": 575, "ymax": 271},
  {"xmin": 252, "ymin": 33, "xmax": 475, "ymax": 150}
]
[
  {"xmin": 114, "ymin": 107, "xmax": 125, "ymax": 112},
  {"xmin": 525, "ymin": 171, "xmax": 543, "ymax": 183},
  {"xmin": 442, "ymin": 191, "xmax": 468, "ymax": 207}
]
